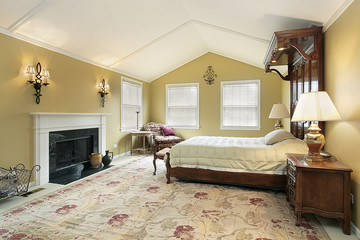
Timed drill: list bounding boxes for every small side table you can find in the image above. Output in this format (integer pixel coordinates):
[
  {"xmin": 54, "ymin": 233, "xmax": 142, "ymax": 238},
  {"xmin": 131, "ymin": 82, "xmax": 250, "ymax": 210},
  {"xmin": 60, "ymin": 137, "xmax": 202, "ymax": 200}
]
[
  {"xmin": 286, "ymin": 153, "xmax": 353, "ymax": 235},
  {"xmin": 130, "ymin": 131, "xmax": 153, "ymax": 155}
]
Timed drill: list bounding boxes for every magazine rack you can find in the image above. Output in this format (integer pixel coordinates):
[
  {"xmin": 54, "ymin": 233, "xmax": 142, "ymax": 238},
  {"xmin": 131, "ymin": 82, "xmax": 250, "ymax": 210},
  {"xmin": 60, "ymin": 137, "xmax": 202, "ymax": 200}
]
[{"xmin": 0, "ymin": 164, "xmax": 40, "ymax": 201}]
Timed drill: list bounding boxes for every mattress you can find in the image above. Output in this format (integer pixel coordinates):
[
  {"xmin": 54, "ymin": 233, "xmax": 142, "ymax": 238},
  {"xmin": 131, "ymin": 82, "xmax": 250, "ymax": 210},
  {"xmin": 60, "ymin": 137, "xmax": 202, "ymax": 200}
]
[{"xmin": 169, "ymin": 136, "xmax": 308, "ymax": 175}]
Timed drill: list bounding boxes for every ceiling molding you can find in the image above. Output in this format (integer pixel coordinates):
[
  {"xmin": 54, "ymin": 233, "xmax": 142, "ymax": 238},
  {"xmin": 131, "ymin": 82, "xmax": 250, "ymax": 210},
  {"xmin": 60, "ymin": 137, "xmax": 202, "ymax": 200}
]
[
  {"xmin": 7, "ymin": 0, "xmax": 56, "ymax": 32},
  {"xmin": 209, "ymin": 50, "xmax": 264, "ymax": 70},
  {"xmin": 193, "ymin": 20, "xmax": 270, "ymax": 44},
  {"xmin": 149, "ymin": 51, "xmax": 210, "ymax": 82},
  {"xmin": 110, "ymin": 20, "xmax": 194, "ymax": 67},
  {"xmin": 0, "ymin": 27, "xmax": 149, "ymax": 83},
  {"xmin": 1, "ymin": 1, "xmax": 350, "ymax": 83},
  {"xmin": 323, "ymin": 0, "xmax": 354, "ymax": 31},
  {"xmin": 110, "ymin": 19, "xmax": 269, "ymax": 69}
]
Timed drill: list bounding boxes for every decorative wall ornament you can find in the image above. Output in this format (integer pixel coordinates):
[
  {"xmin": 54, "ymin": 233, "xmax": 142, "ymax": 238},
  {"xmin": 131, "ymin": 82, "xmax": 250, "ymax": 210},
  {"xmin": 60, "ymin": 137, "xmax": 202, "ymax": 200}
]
[
  {"xmin": 203, "ymin": 66, "xmax": 217, "ymax": 85},
  {"xmin": 98, "ymin": 79, "xmax": 110, "ymax": 107},
  {"xmin": 27, "ymin": 62, "xmax": 50, "ymax": 104}
]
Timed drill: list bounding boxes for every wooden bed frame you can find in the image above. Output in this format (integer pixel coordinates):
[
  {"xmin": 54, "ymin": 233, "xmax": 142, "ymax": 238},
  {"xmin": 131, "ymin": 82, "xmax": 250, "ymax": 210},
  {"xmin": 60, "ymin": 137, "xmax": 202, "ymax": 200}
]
[{"xmin": 165, "ymin": 152, "xmax": 287, "ymax": 189}]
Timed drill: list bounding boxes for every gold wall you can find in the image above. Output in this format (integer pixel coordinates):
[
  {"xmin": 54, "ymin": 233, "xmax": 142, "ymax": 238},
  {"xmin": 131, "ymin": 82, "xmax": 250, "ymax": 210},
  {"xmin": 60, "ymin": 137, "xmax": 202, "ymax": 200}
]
[
  {"xmin": 280, "ymin": 80, "xmax": 291, "ymax": 132},
  {"xmin": 150, "ymin": 52, "xmax": 282, "ymax": 139},
  {"xmin": 0, "ymin": 33, "xmax": 150, "ymax": 169},
  {"xmin": 324, "ymin": 0, "xmax": 360, "ymax": 229}
]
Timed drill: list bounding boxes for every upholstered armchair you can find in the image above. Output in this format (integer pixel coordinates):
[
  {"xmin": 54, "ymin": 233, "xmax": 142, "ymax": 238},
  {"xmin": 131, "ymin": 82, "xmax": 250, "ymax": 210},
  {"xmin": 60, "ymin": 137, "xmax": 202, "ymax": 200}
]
[{"xmin": 144, "ymin": 122, "xmax": 182, "ymax": 152}]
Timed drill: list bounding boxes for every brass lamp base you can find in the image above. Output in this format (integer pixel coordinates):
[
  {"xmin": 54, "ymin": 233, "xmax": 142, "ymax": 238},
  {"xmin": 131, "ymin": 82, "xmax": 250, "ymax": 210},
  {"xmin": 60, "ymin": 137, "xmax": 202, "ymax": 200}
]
[
  {"xmin": 274, "ymin": 119, "xmax": 283, "ymax": 129},
  {"xmin": 304, "ymin": 121, "xmax": 325, "ymax": 162},
  {"xmin": 304, "ymin": 142, "xmax": 324, "ymax": 162}
]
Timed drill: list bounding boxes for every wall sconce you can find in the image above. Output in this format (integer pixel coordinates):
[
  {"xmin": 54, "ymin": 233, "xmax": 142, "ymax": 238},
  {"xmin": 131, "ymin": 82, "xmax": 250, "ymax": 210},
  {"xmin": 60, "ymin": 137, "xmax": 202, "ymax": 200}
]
[
  {"xmin": 27, "ymin": 62, "xmax": 50, "ymax": 104},
  {"xmin": 203, "ymin": 66, "xmax": 217, "ymax": 85},
  {"xmin": 98, "ymin": 79, "xmax": 110, "ymax": 107}
]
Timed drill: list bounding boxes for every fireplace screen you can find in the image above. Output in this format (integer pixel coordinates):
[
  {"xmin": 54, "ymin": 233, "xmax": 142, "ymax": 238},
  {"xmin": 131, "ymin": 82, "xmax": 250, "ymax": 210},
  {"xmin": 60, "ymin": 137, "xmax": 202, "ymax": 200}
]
[{"xmin": 49, "ymin": 128, "xmax": 98, "ymax": 182}]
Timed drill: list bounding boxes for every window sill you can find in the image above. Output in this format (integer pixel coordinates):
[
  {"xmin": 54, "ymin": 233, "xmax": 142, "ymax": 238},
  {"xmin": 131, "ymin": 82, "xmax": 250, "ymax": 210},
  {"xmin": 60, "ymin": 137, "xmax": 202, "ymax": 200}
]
[
  {"xmin": 220, "ymin": 126, "xmax": 261, "ymax": 131},
  {"xmin": 169, "ymin": 126, "xmax": 200, "ymax": 130}
]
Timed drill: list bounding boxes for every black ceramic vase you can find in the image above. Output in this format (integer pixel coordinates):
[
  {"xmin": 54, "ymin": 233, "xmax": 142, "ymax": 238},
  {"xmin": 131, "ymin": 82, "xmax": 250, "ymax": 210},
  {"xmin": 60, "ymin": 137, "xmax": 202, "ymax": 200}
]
[{"xmin": 102, "ymin": 150, "xmax": 113, "ymax": 167}]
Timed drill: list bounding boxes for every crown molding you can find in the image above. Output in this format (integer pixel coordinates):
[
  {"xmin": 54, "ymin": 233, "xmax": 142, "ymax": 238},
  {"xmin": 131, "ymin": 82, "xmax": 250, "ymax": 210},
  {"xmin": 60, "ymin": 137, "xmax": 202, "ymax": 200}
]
[
  {"xmin": 0, "ymin": 28, "xmax": 149, "ymax": 83},
  {"xmin": 323, "ymin": 0, "xmax": 354, "ymax": 31},
  {"xmin": 7, "ymin": 0, "xmax": 56, "ymax": 32}
]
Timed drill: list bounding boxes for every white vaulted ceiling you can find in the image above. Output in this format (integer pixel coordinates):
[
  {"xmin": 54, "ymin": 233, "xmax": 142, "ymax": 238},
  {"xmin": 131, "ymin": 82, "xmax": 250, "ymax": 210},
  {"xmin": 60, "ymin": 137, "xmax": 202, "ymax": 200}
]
[{"xmin": 0, "ymin": 0, "xmax": 353, "ymax": 82}]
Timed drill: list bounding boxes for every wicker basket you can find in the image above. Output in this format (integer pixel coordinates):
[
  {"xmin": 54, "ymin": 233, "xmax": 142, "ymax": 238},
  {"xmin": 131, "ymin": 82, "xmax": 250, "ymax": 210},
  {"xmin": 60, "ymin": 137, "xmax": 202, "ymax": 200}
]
[{"xmin": 0, "ymin": 164, "xmax": 40, "ymax": 201}]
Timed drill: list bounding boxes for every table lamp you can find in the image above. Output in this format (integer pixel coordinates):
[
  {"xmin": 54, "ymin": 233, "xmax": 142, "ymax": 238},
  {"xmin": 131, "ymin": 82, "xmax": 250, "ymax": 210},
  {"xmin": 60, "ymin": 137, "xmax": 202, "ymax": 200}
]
[
  {"xmin": 291, "ymin": 91, "xmax": 341, "ymax": 161},
  {"xmin": 269, "ymin": 103, "xmax": 290, "ymax": 129}
]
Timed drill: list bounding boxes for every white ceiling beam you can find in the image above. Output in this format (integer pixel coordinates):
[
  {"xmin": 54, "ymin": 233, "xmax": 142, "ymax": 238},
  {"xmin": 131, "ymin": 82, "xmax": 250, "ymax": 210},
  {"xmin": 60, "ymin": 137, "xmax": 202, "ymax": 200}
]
[
  {"xmin": 193, "ymin": 20, "xmax": 270, "ymax": 44},
  {"xmin": 7, "ymin": 0, "xmax": 56, "ymax": 32},
  {"xmin": 110, "ymin": 20, "xmax": 195, "ymax": 68},
  {"xmin": 110, "ymin": 19, "xmax": 269, "ymax": 68}
]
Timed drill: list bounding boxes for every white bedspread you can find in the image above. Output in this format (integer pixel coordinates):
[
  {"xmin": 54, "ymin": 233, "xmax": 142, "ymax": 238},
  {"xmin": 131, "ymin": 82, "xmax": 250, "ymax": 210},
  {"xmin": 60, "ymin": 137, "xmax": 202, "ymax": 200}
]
[{"xmin": 169, "ymin": 136, "xmax": 308, "ymax": 175}]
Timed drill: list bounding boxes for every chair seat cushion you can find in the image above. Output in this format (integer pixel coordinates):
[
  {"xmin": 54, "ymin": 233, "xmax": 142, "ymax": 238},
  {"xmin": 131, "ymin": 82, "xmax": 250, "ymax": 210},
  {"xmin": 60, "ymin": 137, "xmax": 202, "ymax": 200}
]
[
  {"xmin": 155, "ymin": 147, "xmax": 171, "ymax": 157},
  {"xmin": 154, "ymin": 135, "xmax": 182, "ymax": 143}
]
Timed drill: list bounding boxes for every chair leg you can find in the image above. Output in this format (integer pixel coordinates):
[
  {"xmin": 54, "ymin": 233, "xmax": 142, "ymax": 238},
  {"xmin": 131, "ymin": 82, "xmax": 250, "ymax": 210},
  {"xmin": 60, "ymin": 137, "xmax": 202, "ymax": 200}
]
[
  {"xmin": 165, "ymin": 152, "xmax": 171, "ymax": 184},
  {"xmin": 153, "ymin": 153, "xmax": 157, "ymax": 175}
]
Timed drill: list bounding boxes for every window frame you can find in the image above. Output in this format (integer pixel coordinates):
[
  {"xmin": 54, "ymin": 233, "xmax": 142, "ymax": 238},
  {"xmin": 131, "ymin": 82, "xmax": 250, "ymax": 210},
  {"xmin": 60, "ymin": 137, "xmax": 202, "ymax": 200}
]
[
  {"xmin": 121, "ymin": 76, "xmax": 143, "ymax": 132},
  {"xmin": 220, "ymin": 80, "xmax": 261, "ymax": 130},
  {"xmin": 166, "ymin": 83, "xmax": 200, "ymax": 129}
]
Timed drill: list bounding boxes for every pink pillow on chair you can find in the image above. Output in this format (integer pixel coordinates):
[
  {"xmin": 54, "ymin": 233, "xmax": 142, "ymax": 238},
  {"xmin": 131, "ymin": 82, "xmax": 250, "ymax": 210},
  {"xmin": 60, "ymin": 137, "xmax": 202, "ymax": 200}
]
[{"xmin": 161, "ymin": 126, "xmax": 176, "ymax": 136}]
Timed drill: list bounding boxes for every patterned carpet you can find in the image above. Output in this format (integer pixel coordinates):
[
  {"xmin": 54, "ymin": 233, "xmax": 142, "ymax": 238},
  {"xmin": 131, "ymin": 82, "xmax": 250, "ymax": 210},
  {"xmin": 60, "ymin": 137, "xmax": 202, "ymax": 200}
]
[{"xmin": 1, "ymin": 155, "xmax": 330, "ymax": 240}]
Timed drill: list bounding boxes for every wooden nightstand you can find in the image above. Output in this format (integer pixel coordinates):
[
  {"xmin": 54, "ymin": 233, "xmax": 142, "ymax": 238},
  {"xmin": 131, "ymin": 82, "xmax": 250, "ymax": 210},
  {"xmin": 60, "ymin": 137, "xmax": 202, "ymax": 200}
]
[{"xmin": 286, "ymin": 153, "xmax": 353, "ymax": 235}]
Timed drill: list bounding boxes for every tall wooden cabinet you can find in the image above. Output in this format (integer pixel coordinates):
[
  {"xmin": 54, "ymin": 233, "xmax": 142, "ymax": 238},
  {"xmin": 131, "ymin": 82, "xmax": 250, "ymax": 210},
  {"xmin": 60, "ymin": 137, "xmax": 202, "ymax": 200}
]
[{"xmin": 264, "ymin": 27, "xmax": 324, "ymax": 139}]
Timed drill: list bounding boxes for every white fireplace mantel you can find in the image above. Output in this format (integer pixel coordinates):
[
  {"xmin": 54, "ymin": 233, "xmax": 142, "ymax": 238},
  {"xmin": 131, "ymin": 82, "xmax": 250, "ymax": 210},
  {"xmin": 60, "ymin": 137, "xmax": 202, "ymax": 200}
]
[{"xmin": 31, "ymin": 112, "xmax": 111, "ymax": 186}]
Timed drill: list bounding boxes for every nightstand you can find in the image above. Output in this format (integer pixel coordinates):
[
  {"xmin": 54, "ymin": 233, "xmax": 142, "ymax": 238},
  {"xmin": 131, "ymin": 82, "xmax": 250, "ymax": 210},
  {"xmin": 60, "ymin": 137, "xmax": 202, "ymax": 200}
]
[{"xmin": 286, "ymin": 153, "xmax": 353, "ymax": 235}]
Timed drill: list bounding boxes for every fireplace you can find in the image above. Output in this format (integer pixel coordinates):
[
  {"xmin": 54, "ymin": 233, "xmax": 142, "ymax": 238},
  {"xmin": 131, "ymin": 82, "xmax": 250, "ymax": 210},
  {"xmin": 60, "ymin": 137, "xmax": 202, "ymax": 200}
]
[
  {"xmin": 31, "ymin": 113, "xmax": 111, "ymax": 185},
  {"xmin": 49, "ymin": 128, "xmax": 98, "ymax": 183}
]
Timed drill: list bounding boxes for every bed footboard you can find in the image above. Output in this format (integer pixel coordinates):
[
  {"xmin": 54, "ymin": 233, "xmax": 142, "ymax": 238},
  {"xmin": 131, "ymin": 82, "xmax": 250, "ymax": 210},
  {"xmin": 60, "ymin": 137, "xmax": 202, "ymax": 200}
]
[{"xmin": 165, "ymin": 155, "xmax": 286, "ymax": 189}]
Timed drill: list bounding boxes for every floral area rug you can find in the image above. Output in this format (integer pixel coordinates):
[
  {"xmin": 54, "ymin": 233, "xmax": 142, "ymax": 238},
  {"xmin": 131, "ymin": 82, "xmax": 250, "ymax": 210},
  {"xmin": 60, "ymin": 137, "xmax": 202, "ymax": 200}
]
[{"xmin": 1, "ymin": 155, "xmax": 330, "ymax": 240}]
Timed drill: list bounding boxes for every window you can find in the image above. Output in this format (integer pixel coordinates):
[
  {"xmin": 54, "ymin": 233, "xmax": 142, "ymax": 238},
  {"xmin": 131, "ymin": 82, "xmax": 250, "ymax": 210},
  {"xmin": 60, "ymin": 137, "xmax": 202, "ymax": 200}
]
[
  {"xmin": 121, "ymin": 77, "xmax": 142, "ymax": 132},
  {"xmin": 221, "ymin": 80, "xmax": 260, "ymax": 130},
  {"xmin": 166, "ymin": 83, "xmax": 199, "ymax": 129}
]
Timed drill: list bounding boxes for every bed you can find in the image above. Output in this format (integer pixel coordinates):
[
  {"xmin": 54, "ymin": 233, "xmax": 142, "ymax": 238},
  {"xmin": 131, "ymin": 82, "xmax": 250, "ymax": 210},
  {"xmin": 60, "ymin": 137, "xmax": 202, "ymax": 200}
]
[{"xmin": 165, "ymin": 129, "xmax": 308, "ymax": 189}]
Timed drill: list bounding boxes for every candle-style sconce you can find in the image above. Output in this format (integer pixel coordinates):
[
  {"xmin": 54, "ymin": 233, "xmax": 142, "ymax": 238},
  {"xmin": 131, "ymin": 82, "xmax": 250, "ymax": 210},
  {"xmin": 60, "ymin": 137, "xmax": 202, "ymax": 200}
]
[
  {"xmin": 98, "ymin": 79, "xmax": 110, "ymax": 107},
  {"xmin": 203, "ymin": 66, "xmax": 217, "ymax": 85},
  {"xmin": 27, "ymin": 62, "xmax": 50, "ymax": 104}
]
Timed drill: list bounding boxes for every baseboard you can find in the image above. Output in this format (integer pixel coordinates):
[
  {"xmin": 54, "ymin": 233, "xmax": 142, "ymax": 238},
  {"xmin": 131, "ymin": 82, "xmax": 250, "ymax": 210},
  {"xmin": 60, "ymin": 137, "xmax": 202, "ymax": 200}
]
[
  {"xmin": 113, "ymin": 151, "xmax": 131, "ymax": 159},
  {"xmin": 351, "ymin": 222, "xmax": 360, "ymax": 238}
]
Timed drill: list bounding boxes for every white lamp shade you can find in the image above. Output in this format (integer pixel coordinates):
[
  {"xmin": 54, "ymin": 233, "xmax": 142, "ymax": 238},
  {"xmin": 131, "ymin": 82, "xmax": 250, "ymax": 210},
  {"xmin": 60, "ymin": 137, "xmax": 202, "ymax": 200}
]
[
  {"xmin": 42, "ymin": 69, "xmax": 50, "ymax": 78},
  {"xmin": 269, "ymin": 103, "xmax": 290, "ymax": 118},
  {"xmin": 27, "ymin": 66, "xmax": 36, "ymax": 75},
  {"xmin": 291, "ymin": 91, "xmax": 341, "ymax": 122}
]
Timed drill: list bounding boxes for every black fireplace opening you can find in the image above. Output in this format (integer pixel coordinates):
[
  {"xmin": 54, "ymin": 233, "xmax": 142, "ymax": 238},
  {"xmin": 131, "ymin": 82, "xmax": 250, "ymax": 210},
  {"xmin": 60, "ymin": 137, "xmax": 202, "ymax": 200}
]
[{"xmin": 49, "ymin": 128, "xmax": 110, "ymax": 185}]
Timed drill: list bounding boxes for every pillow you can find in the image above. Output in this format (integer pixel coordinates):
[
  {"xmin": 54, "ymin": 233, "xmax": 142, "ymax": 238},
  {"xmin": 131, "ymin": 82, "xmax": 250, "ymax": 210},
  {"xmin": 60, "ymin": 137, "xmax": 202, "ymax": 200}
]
[
  {"xmin": 264, "ymin": 129, "xmax": 295, "ymax": 145},
  {"xmin": 161, "ymin": 126, "xmax": 176, "ymax": 136}
]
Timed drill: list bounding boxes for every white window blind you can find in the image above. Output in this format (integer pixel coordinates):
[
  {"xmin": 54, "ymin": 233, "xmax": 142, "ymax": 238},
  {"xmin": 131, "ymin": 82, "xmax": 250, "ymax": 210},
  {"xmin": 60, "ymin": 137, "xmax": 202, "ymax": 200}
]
[
  {"xmin": 121, "ymin": 78, "xmax": 142, "ymax": 132},
  {"xmin": 166, "ymin": 83, "xmax": 199, "ymax": 128},
  {"xmin": 221, "ymin": 80, "xmax": 260, "ymax": 130}
]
